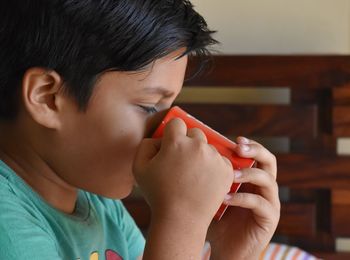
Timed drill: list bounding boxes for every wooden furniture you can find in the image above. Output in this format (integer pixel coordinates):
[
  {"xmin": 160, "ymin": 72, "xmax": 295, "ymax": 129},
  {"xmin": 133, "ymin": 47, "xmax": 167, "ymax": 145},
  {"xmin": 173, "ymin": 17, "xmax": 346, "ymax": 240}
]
[{"xmin": 123, "ymin": 55, "xmax": 350, "ymax": 259}]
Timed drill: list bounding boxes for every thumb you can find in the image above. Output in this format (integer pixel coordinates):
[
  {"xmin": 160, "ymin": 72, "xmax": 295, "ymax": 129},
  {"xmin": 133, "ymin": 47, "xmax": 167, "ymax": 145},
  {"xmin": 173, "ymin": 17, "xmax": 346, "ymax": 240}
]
[{"xmin": 133, "ymin": 138, "xmax": 162, "ymax": 170}]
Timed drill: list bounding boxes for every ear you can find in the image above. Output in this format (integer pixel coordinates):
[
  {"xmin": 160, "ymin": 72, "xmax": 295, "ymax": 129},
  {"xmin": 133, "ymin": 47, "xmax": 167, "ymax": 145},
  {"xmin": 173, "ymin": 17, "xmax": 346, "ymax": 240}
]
[{"xmin": 21, "ymin": 67, "xmax": 65, "ymax": 129}]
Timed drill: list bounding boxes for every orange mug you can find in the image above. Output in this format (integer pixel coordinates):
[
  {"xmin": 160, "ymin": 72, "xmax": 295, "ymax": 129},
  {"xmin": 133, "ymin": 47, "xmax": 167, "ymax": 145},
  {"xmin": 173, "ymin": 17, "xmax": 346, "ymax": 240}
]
[{"xmin": 152, "ymin": 106, "xmax": 255, "ymax": 221}]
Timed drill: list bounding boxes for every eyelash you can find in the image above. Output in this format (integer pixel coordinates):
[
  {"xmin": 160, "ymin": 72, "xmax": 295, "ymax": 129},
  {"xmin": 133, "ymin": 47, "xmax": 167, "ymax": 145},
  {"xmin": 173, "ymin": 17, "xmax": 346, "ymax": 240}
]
[{"xmin": 139, "ymin": 105, "xmax": 158, "ymax": 114}]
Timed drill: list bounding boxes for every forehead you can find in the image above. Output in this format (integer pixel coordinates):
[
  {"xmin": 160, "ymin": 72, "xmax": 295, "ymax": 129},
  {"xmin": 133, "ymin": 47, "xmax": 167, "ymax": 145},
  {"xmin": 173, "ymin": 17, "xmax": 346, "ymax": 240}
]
[
  {"xmin": 134, "ymin": 53, "xmax": 188, "ymax": 92},
  {"xmin": 95, "ymin": 52, "xmax": 188, "ymax": 98}
]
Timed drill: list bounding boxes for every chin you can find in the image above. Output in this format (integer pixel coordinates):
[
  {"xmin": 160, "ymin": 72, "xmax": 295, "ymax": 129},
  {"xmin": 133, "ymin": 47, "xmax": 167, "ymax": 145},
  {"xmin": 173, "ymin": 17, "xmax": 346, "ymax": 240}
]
[
  {"xmin": 84, "ymin": 168, "xmax": 136, "ymax": 199},
  {"xmin": 97, "ymin": 183, "xmax": 134, "ymax": 200}
]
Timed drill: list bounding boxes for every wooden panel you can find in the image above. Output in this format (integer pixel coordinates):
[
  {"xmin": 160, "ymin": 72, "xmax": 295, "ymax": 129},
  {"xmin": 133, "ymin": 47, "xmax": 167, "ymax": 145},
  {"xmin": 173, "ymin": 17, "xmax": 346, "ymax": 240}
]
[
  {"xmin": 293, "ymin": 88, "xmax": 333, "ymax": 134},
  {"xmin": 291, "ymin": 88, "xmax": 323, "ymax": 104},
  {"xmin": 332, "ymin": 190, "xmax": 350, "ymax": 236},
  {"xmin": 276, "ymin": 203, "xmax": 316, "ymax": 237},
  {"xmin": 186, "ymin": 56, "xmax": 350, "ymax": 88},
  {"xmin": 312, "ymin": 252, "xmax": 350, "ymax": 260},
  {"xmin": 333, "ymin": 106, "xmax": 350, "ymax": 136},
  {"xmin": 290, "ymin": 135, "xmax": 337, "ymax": 154},
  {"xmin": 288, "ymin": 189, "xmax": 331, "ymax": 232},
  {"xmin": 332, "ymin": 205, "xmax": 350, "ymax": 236},
  {"xmin": 292, "ymin": 233, "xmax": 335, "ymax": 252},
  {"xmin": 332, "ymin": 86, "xmax": 350, "ymax": 138},
  {"xmin": 277, "ymin": 154, "xmax": 350, "ymax": 189},
  {"xmin": 177, "ymin": 86, "xmax": 290, "ymax": 105},
  {"xmin": 175, "ymin": 103, "xmax": 318, "ymax": 138},
  {"xmin": 333, "ymin": 87, "xmax": 350, "ymax": 105},
  {"xmin": 332, "ymin": 190, "xmax": 350, "ymax": 205}
]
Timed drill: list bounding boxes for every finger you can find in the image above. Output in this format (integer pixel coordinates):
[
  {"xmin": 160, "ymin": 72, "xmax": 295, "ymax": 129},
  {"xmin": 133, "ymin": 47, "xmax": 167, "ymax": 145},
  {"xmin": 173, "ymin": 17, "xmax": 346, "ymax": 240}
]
[
  {"xmin": 208, "ymin": 144, "xmax": 232, "ymax": 171},
  {"xmin": 187, "ymin": 127, "xmax": 208, "ymax": 143},
  {"xmin": 201, "ymin": 241, "xmax": 211, "ymax": 260},
  {"xmin": 237, "ymin": 136, "xmax": 268, "ymax": 147},
  {"xmin": 162, "ymin": 118, "xmax": 187, "ymax": 146},
  {"xmin": 133, "ymin": 138, "xmax": 162, "ymax": 170},
  {"xmin": 223, "ymin": 192, "xmax": 276, "ymax": 220},
  {"xmin": 222, "ymin": 155, "xmax": 233, "ymax": 168},
  {"xmin": 235, "ymin": 138, "xmax": 277, "ymax": 179},
  {"xmin": 233, "ymin": 168, "xmax": 279, "ymax": 204},
  {"xmin": 208, "ymin": 143, "xmax": 218, "ymax": 151},
  {"xmin": 236, "ymin": 136, "xmax": 251, "ymax": 145}
]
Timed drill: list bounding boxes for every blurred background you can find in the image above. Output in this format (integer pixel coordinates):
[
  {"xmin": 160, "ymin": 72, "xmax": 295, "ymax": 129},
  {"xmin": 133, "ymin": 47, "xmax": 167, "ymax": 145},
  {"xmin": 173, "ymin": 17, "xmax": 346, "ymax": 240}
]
[{"xmin": 189, "ymin": 0, "xmax": 350, "ymax": 256}]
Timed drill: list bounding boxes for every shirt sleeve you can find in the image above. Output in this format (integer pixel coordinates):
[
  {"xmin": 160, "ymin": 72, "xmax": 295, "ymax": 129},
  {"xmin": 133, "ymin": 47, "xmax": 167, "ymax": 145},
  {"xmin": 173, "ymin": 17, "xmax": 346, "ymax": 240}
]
[
  {"xmin": 115, "ymin": 201, "xmax": 146, "ymax": 260},
  {"xmin": 0, "ymin": 191, "xmax": 61, "ymax": 260}
]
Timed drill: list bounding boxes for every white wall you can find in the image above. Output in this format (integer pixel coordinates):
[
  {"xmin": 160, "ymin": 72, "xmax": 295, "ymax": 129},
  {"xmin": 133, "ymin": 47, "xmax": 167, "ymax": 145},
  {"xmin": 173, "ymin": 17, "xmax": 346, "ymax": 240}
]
[{"xmin": 191, "ymin": 0, "xmax": 350, "ymax": 54}]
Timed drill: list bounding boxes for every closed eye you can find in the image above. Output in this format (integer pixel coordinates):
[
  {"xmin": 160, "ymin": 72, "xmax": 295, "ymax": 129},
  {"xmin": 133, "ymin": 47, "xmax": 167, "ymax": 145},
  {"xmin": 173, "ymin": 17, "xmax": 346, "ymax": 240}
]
[{"xmin": 139, "ymin": 105, "xmax": 158, "ymax": 114}]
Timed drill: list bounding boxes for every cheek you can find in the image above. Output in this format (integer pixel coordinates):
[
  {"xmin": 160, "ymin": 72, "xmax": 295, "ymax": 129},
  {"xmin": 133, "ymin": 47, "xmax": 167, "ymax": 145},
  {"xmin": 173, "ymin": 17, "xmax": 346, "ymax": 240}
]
[
  {"xmin": 107, "ymin": 124, "xmax": 144, "ymax": 159},
  {"xmin": 60, "ymin": 107, "xmax": 148, "ymax": 168},
  {"xmin": 88, "ymin": 111, "xmax": 147, "ymax": 161},
  {"xmin": 54, "ymin": 111, "xmax": 148, "ymax": 197}
]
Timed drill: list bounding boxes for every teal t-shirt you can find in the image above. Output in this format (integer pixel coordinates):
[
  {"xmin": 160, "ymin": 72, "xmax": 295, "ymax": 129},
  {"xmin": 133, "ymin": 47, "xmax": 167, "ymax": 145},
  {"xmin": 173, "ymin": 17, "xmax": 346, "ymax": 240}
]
[{"xmin": 0, "ymin": 160, "xmax": 145, "ymax": 260}]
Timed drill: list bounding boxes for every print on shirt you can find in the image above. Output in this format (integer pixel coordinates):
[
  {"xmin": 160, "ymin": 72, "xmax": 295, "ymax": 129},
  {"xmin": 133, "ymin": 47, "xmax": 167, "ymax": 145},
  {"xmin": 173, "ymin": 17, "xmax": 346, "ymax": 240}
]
[{"xmin": 76, "ymin": 249, "xmax": 123, "ymax": 260}]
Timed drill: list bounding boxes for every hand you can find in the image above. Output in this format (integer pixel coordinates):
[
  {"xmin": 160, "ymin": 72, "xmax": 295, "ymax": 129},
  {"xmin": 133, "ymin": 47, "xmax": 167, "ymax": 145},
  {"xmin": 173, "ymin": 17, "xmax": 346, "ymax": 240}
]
[
  {"xmin": 133, "ymin": 118, "xmax": 234, "ymax": 227},
  {"xmin": 207, "ymin": 137, "xmax": 280, "ymax": 260}
]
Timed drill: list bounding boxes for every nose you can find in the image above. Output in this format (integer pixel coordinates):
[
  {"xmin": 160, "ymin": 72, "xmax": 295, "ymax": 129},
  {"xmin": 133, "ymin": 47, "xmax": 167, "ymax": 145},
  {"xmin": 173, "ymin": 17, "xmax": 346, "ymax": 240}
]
[{"xmin": 144, "ymin": 108, "xmax": 171, "ymax": 138}]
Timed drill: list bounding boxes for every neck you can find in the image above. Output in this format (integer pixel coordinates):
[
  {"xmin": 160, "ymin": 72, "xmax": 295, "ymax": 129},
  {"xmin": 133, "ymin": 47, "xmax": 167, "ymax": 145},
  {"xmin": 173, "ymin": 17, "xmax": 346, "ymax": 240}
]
[{"xmin": 0, "ymin": 125, "xmax": 78, "ymax": 214}]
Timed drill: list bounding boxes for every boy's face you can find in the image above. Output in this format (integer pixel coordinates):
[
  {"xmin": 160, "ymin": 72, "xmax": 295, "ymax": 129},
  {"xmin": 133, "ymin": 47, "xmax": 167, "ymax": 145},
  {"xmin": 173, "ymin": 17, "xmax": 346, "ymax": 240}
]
[{"xmin": 51, "ymin": 50, "xmax": 188, "ymax": 198}]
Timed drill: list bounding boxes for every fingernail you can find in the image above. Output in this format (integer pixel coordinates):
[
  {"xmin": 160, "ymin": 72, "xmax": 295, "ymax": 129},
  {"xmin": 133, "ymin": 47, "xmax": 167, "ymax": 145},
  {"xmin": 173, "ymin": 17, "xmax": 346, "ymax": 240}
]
[
  {"xmin": 239, "ymin": 144, "xmax": 250, "ymax": 152},
  {"xmin": 239, "ymin": 136, "xmax": 250, "ymax": 144},
  {"xmin": 224, "ymin": 194, "xmax": 233, "ymax": 201},
  {"xmin": 201, "ymin": 242, "xmax": 211, "ymax": 258},
  {"xmin": 234, "ymin": 170, "xmax": 242, "ymax": 179}
]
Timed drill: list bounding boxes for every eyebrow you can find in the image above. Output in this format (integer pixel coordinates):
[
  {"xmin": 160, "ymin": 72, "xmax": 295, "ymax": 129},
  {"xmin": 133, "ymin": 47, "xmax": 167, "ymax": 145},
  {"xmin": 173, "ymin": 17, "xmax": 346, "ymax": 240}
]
[{"xmin": 142, "ymin": 86, "xmax": 175, "ymax": 98}]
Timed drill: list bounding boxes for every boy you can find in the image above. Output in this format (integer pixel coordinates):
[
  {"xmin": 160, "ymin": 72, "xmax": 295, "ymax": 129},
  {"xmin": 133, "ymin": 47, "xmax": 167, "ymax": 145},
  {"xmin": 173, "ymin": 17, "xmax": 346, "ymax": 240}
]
[{"xmin": 0, "ymin": 0, "xmax": 280, "ymax": 259}]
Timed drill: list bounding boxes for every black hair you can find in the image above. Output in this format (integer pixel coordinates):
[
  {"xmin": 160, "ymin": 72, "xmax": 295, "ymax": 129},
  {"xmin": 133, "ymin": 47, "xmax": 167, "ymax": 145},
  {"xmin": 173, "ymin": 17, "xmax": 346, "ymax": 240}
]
[{"xmin": 0, "ymin": 0, "xmax": 217, "ymax": 120}]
